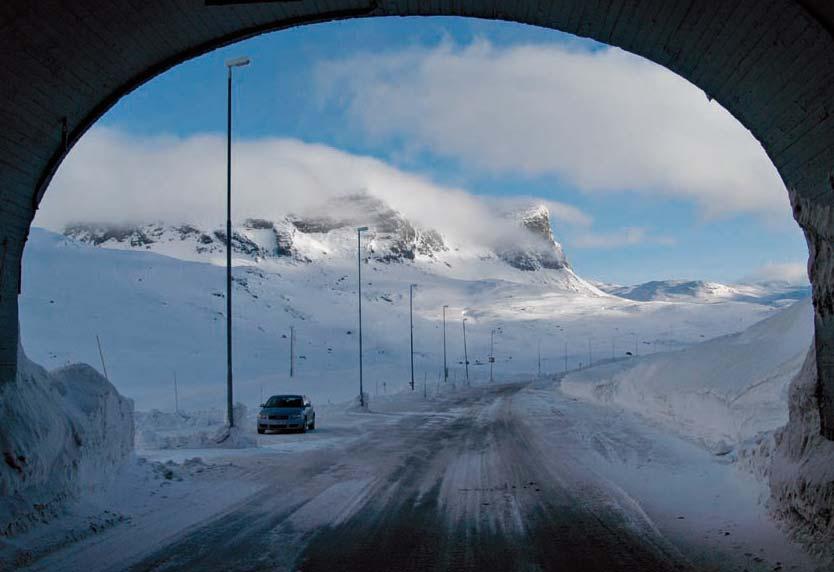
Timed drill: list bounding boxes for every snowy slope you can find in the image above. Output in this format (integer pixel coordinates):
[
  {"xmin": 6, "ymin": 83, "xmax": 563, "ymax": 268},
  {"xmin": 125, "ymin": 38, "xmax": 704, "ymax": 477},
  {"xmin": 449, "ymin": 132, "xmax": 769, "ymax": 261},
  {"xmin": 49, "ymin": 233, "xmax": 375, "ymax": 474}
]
[
  {"xmin": 600, "ymin": 279, "xmax": 810, "ymax": 307},
  {"xmin": 20, "ymin": 224, "xmax": 788, "ymax": 413},
  {"xmin": 562, "ymin": 297, "xmax": 814, "ymax": 452}
]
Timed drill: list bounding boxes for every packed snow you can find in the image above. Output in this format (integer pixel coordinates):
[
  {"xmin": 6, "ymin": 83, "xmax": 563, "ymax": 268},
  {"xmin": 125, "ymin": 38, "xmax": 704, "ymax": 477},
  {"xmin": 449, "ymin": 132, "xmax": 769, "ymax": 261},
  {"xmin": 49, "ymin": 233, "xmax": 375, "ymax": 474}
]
[
  {"xmin": 135, "ymin": 403, "xmax": 255, "ymax": 450},
  {"xmin": 1, "ymin": 381, "xmax": 823, "ymax": 571},
  {"xmin": 561, "ymin": 298, "xmax": 814, "ymax": 452},
  {"xmin": 0, "ymin": 349, "xmax": 133, "ymax": 537}
]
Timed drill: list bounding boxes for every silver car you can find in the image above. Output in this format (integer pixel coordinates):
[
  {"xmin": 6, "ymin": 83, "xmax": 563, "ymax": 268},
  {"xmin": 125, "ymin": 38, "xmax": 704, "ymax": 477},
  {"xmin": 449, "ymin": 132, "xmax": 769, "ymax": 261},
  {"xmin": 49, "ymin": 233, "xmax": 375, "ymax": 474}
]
[{"xmin": 257, "ymin": 394, "xmax": 316, "ymax": 434}]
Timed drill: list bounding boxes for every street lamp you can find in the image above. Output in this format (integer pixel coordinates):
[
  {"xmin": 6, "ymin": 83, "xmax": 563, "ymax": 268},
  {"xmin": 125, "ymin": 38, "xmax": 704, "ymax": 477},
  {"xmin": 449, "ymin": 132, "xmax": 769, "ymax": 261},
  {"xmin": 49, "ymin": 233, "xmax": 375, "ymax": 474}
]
[
  {"xmin": 442, "ymin": 305, "xmax": 449, "ymax": 382},
  {"xmin": 409, "ymin": 284, "xmax": 417, "ymax": 391},
  {"xmin": 537, "ymin": 339, "xmax": 542, "ymax": 378},
  {"xmin": 489, "ymin": 329, "xmax": 495, "ymax": 382},
  {"xmin": 462, "ymin": 317, "xmax": 469, "ymax": 385},
  {"xmin": 357, "ymin": 226, "xmax": 369, "ymax": 407},
  {"xmin": 224, "ymin": 55, "xmax": 250, "ymax": 429}
]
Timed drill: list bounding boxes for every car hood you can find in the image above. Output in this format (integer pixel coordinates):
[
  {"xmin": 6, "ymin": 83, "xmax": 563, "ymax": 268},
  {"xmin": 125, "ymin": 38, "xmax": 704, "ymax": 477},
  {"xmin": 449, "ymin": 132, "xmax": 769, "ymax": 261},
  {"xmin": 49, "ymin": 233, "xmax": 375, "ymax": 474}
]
[{"xmin": 260, "ymin": 407, "xmax": 305, "ymax": 416}]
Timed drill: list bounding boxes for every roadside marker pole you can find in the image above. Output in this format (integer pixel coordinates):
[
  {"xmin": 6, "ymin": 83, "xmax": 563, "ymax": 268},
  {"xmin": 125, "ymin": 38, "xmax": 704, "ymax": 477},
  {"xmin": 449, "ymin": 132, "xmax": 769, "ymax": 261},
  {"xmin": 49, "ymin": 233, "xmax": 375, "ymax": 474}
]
[{"xmin": 96, "ymin": 334, "xmax": 109, "ymax": 381}]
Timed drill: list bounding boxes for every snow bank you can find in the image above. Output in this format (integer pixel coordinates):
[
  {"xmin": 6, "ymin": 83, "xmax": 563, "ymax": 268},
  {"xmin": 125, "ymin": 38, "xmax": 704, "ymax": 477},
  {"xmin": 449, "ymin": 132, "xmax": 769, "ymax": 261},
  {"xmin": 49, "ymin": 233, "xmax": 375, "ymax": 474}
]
[
  {"xmin": 135, "ymin": 402, "xmax": 256, "ymax": 450},
  {"xmin": 767, "ymin": 347, "xmax": 834, "ymax": 562},
  {"xmin": 562, "ymin": 298, "xmax": 814, "ymax": 452},
  {"xmin": 0, "ymin": 349, "xmax": 133, "ymax": 535}
]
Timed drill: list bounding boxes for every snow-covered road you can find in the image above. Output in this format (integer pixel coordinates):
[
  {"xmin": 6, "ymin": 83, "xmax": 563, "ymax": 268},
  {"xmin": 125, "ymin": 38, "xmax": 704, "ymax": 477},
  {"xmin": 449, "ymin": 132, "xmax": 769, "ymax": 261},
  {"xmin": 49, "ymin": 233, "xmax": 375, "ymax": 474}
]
[{"xmin": 14, "ymin": 380, "xmax": 818, "ymax": 572}]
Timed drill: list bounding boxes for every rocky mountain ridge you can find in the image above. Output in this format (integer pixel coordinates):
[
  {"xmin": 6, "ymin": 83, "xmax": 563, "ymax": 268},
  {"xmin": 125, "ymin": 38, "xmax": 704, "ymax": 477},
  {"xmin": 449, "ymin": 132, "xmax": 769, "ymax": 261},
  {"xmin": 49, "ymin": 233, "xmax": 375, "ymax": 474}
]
[{"xmin": 64, "ymin": 194, "xmax": 571, "ymax": 273}]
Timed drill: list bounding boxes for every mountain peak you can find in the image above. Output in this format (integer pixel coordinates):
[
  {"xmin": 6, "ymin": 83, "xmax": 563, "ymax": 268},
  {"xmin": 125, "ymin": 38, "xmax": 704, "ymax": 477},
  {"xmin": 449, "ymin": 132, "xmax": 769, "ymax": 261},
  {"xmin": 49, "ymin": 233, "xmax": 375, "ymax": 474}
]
[{"xmin": 497, "ymin": 203, "xmax": 569, "ymax": 271}]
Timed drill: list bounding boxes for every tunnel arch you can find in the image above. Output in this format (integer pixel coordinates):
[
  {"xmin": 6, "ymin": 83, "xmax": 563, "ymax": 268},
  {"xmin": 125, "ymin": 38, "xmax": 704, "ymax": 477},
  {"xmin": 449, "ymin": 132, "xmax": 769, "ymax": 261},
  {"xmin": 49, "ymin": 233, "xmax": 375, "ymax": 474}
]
[{"xmin": 2, "ymin": 0, "xmax": 834, "ymax": 437}]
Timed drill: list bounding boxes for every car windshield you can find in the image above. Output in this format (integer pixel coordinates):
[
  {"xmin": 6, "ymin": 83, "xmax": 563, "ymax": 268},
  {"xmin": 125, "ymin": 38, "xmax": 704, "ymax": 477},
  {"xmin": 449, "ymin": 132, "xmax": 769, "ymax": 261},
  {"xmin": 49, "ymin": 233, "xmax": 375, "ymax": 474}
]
[{"xmin": 265, "ymin": 396, "xmax": 304, "ymax": 408}]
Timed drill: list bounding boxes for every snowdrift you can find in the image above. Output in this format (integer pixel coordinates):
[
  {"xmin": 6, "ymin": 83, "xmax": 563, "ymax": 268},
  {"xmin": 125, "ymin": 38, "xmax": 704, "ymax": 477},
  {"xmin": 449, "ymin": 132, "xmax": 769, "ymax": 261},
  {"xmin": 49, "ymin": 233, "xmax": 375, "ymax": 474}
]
[
  {"xmin": 562, "ymin": 298, "xmax": 814, "ymax": 452},
  {"xmin": 0, "ymin": 349, "xmax": 133, "ymax": 535},
  {"xmin": 135, "ymin": 402, "xmax": 256, "ymax": 450},
  {"xmin": 768, "ymin": 347, "xmax": 834, "ymax": 561}
]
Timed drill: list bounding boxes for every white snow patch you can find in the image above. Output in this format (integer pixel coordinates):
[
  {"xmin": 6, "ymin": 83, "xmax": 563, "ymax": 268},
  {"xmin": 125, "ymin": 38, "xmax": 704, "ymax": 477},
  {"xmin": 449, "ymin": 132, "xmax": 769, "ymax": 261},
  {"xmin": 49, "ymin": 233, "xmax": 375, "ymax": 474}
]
[
  {"xmin": 562, "ymin": 298, "xmax": 814, "ymax": 452},
  {"xmin": 135, "ymin": 403, "xmax": 256, "ymax": 450},
  {"xmin": 0, "ymin": 349, "xmax": 133, "ymax": 536}
]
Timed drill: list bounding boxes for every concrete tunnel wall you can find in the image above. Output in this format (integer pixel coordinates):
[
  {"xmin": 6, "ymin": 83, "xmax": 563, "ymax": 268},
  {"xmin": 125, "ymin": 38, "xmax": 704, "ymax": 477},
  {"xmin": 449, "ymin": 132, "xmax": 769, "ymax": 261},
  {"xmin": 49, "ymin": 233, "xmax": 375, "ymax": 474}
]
[{"xmin": 2, "ymin": 0, "xmax": 834, "ymax": 437}]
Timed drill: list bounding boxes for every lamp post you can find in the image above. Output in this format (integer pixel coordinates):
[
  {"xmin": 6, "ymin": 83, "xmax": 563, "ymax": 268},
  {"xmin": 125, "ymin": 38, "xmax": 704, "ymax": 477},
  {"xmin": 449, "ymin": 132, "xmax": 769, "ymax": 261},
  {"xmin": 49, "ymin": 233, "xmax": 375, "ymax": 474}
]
[
  {"xmin": 490, "ymin": 328, "xmax": 495, "ymax": 383},
  {"xmin": 462, "ymin": 317, "xmax": 469, "ymax": 385},
  {"xmin": 537, "ymin": 340, "xmax": 542, "ymax": 378},
  {"xmin": 357, "ymin": 226, "xmax": 369, "ymax": 407},
  {"xmin": 409, "ymin": 284, "xmax": 417, "ymax": 391},
  {"xmin": 588, "ymin": 338, "xmax": 592, "ymax": 369},
  {"xmin": 224, "ymin": 55, "xmax": 250, "ymax": 428},
  {"xmin": 289, "ymin": 325, "xmax": 295, "ymax": 378},
  {"xmin": 442, "ymin": 305, "xmax": 448, "ymax": 382}
]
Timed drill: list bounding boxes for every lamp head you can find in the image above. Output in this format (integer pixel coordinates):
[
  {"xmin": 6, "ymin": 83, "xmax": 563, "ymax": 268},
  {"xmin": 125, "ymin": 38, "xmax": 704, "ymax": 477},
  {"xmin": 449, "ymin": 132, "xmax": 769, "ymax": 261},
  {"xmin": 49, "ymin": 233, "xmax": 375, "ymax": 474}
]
[
  {"xmin": 225, "ymin": 56, "xmax": 251, "ymax": 68},
  {"xmin": 357, "ymin": 226, "xmax": 369, "ymax": 232}
]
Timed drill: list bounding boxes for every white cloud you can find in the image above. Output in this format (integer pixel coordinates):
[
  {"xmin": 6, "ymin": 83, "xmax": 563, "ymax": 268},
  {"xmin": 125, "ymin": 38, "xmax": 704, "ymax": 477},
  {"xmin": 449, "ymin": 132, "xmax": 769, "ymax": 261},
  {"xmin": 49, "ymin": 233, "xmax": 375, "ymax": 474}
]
[
  {"xmin": 570, "ymin": 227, "xmax": 676, "ymax": 249},
  {"xmin": 35, "ymin": 128, "xmax": 594, "ymax": 250},
  {"xmin": 315, "ymin": 41, "xmax": 790, "ymax": 219},
  {"xmin": 743, "ymin": 262, "xmax": 809, "ymax": 285}
]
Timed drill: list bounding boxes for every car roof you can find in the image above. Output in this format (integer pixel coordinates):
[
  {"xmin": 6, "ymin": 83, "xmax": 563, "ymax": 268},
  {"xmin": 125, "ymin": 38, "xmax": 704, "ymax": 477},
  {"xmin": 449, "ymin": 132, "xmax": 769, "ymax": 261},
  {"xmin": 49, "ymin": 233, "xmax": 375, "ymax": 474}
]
[{"xmin": 269, "ymin": 394, "xmax": 303, "ymax": 399}]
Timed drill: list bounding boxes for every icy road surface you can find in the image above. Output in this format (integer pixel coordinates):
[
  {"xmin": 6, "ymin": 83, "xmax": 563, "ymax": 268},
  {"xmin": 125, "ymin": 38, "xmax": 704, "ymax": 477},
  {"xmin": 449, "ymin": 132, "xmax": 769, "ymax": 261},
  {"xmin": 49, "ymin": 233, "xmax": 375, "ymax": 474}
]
[{"xmin": 16, "ymin": 380, "xmax": 817, "ymax": 572}]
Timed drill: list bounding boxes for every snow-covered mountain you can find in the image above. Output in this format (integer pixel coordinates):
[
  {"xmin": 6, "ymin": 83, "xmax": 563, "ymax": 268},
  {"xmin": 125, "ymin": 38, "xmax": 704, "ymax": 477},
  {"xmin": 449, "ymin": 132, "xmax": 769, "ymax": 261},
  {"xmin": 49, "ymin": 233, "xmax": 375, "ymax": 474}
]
[
  {"xmin": 64, "ymin": 195, "xmax": 594, "ymax": 293},
  {"xmin": 599, "ymin": 279, "xmax": 809, "ymax": 307},
  {"xmin": 19, "ymin": 195, "xmax": 799, "ymax": 411}
]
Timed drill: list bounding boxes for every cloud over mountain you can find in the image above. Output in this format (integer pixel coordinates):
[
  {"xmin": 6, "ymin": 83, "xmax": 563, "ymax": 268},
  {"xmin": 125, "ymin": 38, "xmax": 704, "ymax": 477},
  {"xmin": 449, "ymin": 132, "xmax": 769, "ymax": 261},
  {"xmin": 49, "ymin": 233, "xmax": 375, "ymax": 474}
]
[
  {"xmin": 37, "ymin": 127, "xmax": 591, "ymax": 252},
  {"xmin": 315, "ymin": 40, "xmax": 789, "ymax": 219}
]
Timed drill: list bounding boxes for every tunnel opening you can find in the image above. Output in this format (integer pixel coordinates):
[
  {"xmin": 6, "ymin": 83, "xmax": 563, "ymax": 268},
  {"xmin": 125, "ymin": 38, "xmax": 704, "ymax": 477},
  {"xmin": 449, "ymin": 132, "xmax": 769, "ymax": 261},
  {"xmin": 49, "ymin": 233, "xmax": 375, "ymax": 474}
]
[{"xmin": 4, "ymin": 4, "xmax": 829, "ymax": 572}]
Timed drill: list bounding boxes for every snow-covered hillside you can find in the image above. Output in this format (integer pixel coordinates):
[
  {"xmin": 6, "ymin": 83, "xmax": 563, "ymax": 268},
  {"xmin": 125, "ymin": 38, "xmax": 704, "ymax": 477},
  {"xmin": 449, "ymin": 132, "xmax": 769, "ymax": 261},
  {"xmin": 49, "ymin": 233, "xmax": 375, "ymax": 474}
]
[
  {"xmin": 599, "ymin": 279, "xmax": 809, "ymax": 307},
  {"xmin": 562, "ymin": 298, "xmax": 814, "ymax": 452},
  {"xmin": 19, "ymin": 196, "xmax": 803, "ymax": 411}
]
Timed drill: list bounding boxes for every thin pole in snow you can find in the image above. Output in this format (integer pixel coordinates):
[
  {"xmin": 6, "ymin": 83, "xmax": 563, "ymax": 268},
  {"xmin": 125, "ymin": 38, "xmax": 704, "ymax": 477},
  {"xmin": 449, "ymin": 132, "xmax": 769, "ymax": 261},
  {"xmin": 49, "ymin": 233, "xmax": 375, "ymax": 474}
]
[
  {"xmin": 357, "ymin": 226, "xmax": 368, "ymax": 407},
  {"xmin": 96, "ymin": 335, "xmax": 109, "ymax": 381},
  {"xmin": 588, "ymin": 338, "xmax": 592, "ymax": 368},
  {"xmin": 537, "ymin": 340, "xmax": 541, "ymax": 378},
  {"xmin": 442, "ymin": 305, "xmax": 448, "ymax": 382},
  {"xmin": 409, "ymin": 287, "xmax": 414, "ymax": 392},
  {"xmin": 173, "ymin": 370, "xmax": 179, "ymax": 413},
  {"xmin": 462, "ymin": 318, "xmax": 469, "ymax": 385},
  {"xmin": 290, "ymin": 325, "xmax": 295, "ymax": 378},
  {"xmin": 489, "ymin": 329, "xmax": 495, "ymax": 383},
  {"xmin": 564, "ymin": 340, "xmax": 568, "ymax": 373}
]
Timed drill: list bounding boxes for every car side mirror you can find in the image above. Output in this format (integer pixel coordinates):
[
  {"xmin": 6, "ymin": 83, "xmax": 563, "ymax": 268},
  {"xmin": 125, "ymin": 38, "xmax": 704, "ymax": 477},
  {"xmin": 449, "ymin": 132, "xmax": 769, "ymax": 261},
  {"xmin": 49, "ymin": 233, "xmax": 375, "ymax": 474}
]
[{"xmin": 259, "ymin": 403, "xmax": 266, "ymax": 408}]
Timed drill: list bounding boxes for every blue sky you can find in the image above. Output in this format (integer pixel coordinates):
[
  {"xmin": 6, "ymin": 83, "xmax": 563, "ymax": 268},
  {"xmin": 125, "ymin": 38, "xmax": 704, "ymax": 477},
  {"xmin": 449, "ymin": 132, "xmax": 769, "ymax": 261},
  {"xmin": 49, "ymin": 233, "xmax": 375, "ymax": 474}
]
[{"xmin": 48, "ymin": 16, "xmax": 808, "ymax": 286}]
